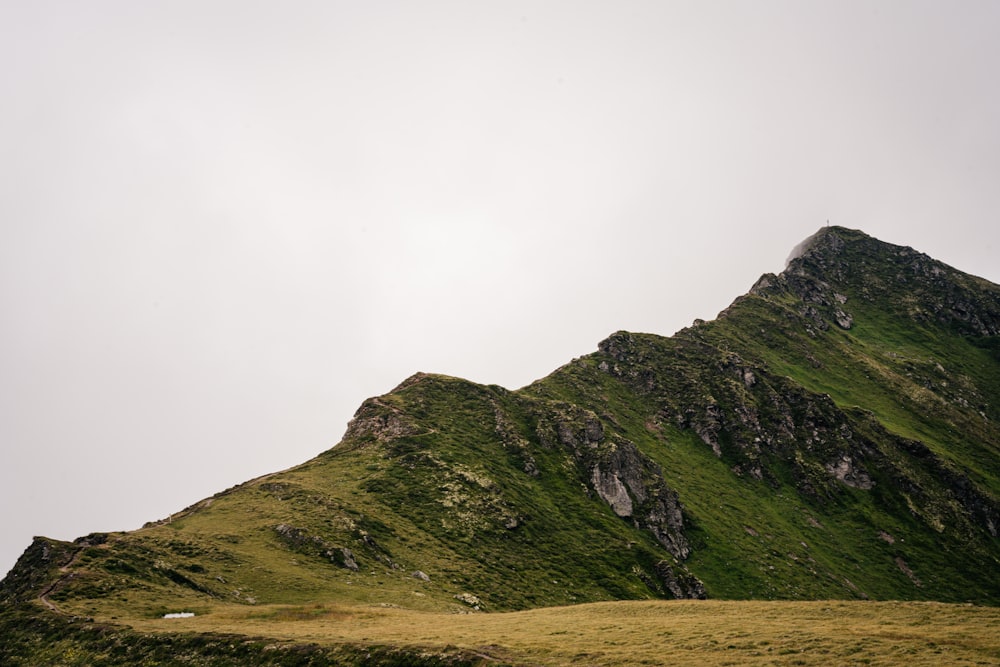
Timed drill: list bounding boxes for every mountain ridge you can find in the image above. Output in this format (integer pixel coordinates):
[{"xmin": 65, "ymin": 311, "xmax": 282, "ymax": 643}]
[{"xmin": 3, "ymin": 226, "xmax": 1000, "ymax": 663}]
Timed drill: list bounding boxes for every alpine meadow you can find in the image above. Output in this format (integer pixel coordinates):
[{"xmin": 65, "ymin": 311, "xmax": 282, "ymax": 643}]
[{"xmin": 3, "ymin": 226, "xmax": 999, "ymax": 666}]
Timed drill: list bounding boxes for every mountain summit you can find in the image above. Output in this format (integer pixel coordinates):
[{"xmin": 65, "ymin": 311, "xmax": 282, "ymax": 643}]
[{"xmin": 3, "ymin": 227, "xmax": 999, "ymax": 661}]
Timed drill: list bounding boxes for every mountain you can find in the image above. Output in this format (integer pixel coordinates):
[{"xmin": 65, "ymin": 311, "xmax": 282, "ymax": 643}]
[{"xmin": 3, "ymin": 226, "xmax": 999, "ymax": 663}]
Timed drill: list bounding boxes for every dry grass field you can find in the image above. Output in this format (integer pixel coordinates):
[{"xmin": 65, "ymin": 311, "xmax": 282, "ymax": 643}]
[{"xmin": 121, "ymin": 599, "xmax": 1000, "ymax": 666}]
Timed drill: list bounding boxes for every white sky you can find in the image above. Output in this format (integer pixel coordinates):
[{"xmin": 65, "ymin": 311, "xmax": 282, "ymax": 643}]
[{"xmin": 2, "ymin": 1, "xmax": 999, "ymax": 577}]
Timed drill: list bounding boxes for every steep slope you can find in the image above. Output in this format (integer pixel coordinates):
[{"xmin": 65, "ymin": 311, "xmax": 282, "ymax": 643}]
[
  {"xmin": 530, "ymin": 228, "xmax": 1000, "ymax": 600},
  {"xmin": 3, "ymin": 227, "xmax": 999, "ymax": 641}
]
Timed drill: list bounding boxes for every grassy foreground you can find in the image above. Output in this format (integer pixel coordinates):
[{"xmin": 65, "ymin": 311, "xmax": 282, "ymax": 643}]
[{"xmin": 105, "ymin": 599, "xmax": 1000, "ymax": 666}]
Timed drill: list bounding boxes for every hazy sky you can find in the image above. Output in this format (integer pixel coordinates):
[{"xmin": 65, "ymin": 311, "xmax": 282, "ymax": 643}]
[{"xmin": 2, "ymin": 1, "xmax": 999, "ymax": 577}]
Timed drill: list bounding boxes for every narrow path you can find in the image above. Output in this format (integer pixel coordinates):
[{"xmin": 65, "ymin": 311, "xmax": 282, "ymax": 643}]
[{"xmin": 36, "ymin": 545, "xmax": 87, "ymax": 615}]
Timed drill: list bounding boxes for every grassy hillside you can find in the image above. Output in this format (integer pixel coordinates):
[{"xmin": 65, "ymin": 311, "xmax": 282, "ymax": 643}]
[{"xmin": 2, "ymin": 226, "xmax": 998, "ymax": 664}]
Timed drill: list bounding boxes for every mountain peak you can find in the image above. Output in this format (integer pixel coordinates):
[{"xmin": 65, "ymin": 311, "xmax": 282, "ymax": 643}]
[
  {"xmin": 752, "ymin": 226, "xmax": 1000, "ymax": 337},
  {"xmin": 782, "ymin": 225, "xmax": 919, "ymax": 279}
]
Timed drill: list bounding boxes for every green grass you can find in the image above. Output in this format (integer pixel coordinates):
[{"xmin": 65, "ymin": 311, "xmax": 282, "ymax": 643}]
[{"xmin": 4, "ymin": 226, "xmax": 1000, "ymax": 663}]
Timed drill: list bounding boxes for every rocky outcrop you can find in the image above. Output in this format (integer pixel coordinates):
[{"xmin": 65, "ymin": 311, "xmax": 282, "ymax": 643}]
[
  {"xmin": 342, "ymin": 397, "xmax": 421, "ymax": 445},
  {"xmin": 824, "ymin": 454, "xmax": 873, "ymax": 490},
  {"xmin": 540, "ymin": 407, "xmax": 692, "ymax": 562},
  {"xmin": 653, "ymin": 560, "xmax": 707, "ymax": 599},
  {"xmin": 274, "ymin": 524, "xmax": 361, "ymax": 571},
  {"xmin": 591, "ymin": 442, "xmax": 690, "ymax": 561}
]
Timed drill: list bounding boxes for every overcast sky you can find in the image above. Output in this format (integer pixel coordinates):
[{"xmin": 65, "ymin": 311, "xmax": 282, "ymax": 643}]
[{"xmin": 2, "ymin": 1, "xmax": 999, "ymax": 577}]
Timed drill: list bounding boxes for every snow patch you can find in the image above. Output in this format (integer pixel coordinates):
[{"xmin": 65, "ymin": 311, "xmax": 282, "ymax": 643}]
[{"xmin": 163, "ymin": 612, "xmax": 195, "ymax": 618}]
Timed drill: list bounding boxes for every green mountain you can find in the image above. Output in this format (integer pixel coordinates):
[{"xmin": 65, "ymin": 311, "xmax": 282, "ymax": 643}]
[{"xmin": 3, "ymin": 226, "xmax": 999, "ymax": 663}]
